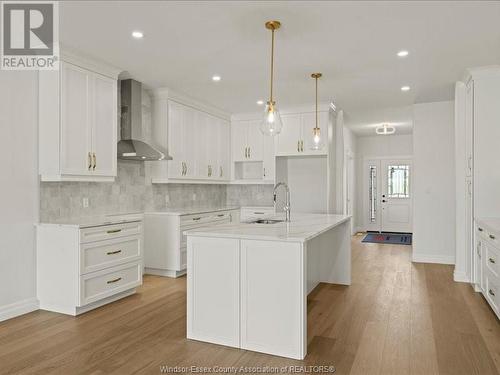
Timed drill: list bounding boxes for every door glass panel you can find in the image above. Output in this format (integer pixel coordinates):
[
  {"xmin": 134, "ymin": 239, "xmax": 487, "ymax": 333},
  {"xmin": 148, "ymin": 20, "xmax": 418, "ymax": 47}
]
[
  {"xmin": 387, "ymin": 165, "xmax": 410, "ymax": 198},
  {"xmin": 369, "ymin": 165, "xmax": 377, "ymax": 223}
]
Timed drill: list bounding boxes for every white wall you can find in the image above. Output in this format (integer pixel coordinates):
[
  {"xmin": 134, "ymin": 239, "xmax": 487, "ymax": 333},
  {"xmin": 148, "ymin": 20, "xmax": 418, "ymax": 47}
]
[
  {"xmin": 413, "ymin": 101, "xmax": 455, "ymax": 264},
  {"xmin": 0, "ymin": 71, "xmax": 39, "ymax": 321},
  {"xmin": 343, "ymin": 127, "xmax": 357, "ymax": 233},
  {"xmin": 354, "ymin": 134, "xmax": 413, "ymax": 229}
]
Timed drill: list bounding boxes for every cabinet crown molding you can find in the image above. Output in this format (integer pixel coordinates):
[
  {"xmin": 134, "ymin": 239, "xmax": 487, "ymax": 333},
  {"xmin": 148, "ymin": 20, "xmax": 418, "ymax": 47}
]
[
  {"xmin": 463, "ymin": 65, "xmax": 500, "ymax": 81},
  {"xmin": 59, "ymin": 44, "xmax": 122, "ymax": 79},
  {"xmin": 151, "ymin": 87, "xmax": 231, "ymax": 121}
]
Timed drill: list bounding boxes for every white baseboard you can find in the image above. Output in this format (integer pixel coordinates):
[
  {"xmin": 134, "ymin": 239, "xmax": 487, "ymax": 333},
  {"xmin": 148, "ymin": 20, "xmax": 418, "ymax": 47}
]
[
  {"xmin": 0, "ymin": 298, "xmax": 39, "ymax": 322},
  {"xmin": 453, "ymin": 270, "xmax": 470, "ymax": 283},
  {"xmin": 412, "ymin": 253, "xmax": 455, "ymax": 265}
]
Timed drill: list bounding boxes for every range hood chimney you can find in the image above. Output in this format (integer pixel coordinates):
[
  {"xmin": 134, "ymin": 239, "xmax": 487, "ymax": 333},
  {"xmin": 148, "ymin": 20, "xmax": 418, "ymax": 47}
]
[{"xmin": 118, "ymin": 79, "xmax": 172, "ymax": 161}]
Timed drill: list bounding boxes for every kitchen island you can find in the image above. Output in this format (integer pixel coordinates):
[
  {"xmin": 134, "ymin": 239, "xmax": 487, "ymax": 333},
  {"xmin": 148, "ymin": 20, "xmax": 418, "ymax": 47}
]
[{"xmin": 185, "ymin": 213, "xmax": 351, "ymax": 360}]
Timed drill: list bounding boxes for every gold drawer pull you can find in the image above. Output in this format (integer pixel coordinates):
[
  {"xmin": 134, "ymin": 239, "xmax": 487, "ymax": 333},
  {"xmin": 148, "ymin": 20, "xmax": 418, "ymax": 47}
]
[
  {"xmin": 489, "ymin": 258, "xmax": 496, "ymax": 264},
  {"xmin": 489, "ymin": 289, "xmax": 496, "ymax": 297},
  {"xmin": 106, "ymin": 229, "xmax": 122, "ymax": 234},
  {"xmin": 478, "ymin": 227, "xmax": 483, "ymax": 232},
  {"xmin": 254, "ymin": 212, "xmax": 265, "ymax": 215},
  {"xmin": 107, "ymin": 277, "xmax": 122, "ymax": 284},
  {"xmin": 217, "ymin": 214, "xmax": 225, "ymax": 217},
  {"xmin": 192, "ymin": 217, "xmax": 201, "ymax": 221},
  {"xmin": 106, "ymin": 250, "xmax": 122, "ymax": 255},
  {"xmin": 490, "ymin": 234, "xmax": 496, "ymax": 240}
]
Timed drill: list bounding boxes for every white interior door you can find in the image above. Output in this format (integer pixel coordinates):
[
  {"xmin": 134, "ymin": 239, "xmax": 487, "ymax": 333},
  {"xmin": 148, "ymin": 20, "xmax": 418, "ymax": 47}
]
[
  {"xmin": 363, "ymin": 158, "xmax": 413, "ymax": 233},
  {"xmin": 380, "ymin": 159, "xmax": 412, "ymax": 233}
]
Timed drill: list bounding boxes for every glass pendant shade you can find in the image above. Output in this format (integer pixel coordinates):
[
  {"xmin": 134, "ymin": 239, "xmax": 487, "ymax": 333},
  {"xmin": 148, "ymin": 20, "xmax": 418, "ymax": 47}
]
[
  {"xmin": 309, "ymin": 72, "xmax": 324, "ymax": 150},
  {"xmin": 260, "ymin": 101, "xmax": 283, "ymax": 136},
  {"xmin": 310, "ymin": 127, "xmax": 325, "ymax": 150}
]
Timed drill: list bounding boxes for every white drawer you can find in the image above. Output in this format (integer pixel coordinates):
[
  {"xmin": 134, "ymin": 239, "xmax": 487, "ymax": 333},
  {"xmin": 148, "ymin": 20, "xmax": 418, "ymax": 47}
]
[
  {"xmin": 80, "ymin": 236, "xmax": 141, "ymax": 275},
  {"xmin": 485, "ymin": 269, "xmax": 500, "ymax": 315},
  {"xmin": 80, "ymin": 221, "xmax": 142, "ymax": 244},
  {"xmin": 485, "ymin": 241, "xmax": 500, "ymax": 278},
  {"xmin": 240, "ymin": 207, "xmax": 275, "ymax": 221},
  {"xmin": 79, "ymin": 262, "xmax": 142, "ymax": 306}
]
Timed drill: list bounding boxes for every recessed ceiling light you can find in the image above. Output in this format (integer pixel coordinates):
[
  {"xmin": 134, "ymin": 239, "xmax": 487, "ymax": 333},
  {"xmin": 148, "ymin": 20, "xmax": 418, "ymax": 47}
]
[
  {"xmin": 132, "ymin": 31, "xmax": 144, "ymax": 39},
  {"xmin": 212, "ymin": 75, "xmax": 221, "ymax": 82},
  {"xmin": 256, "ymin": 100, "xmax": 264, "ymax": 105},
  {"xmin": 401, "ymin": 85, "xmax": 411, "ymax": 92},
  {"xmin": 397, "ymin": 50, "xmax": 409, "ymax": 57}
]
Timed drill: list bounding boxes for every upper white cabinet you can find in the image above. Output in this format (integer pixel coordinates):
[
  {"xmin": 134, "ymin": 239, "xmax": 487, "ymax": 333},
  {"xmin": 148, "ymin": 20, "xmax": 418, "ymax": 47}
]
[
  {"xmin": 276, "ymin": 111, "xmax": 329, "ymax": 156},
  {"xmin": 39, "ymin": 52, "xmax": 120, "ymax": 182},
  {"xmin": 231, "ymin": 120, "xmax": 264, "ymax": 162},
  {"xmin": 150, "ymin": 90, "xmax": 231, "ymax": 183}
]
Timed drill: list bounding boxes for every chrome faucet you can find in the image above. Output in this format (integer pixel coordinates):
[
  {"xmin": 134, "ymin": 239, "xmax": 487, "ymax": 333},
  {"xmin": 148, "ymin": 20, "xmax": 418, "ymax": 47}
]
[{"xmin": 273, "ymin": 182, "xmax": 291, "ymax": 222}]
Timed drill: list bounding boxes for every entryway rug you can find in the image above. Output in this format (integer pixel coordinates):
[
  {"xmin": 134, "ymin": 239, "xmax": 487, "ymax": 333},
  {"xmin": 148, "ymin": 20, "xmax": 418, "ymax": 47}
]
[{"xmin": 362, "ymin": 232, "xmax": 412, "ymax": 245}]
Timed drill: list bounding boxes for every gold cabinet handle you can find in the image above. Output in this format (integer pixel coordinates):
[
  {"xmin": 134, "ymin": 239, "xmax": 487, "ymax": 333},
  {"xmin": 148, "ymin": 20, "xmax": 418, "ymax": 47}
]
[
  {"xmin": 181, "ymin": 162, "xmax": 184, "ymax": 176},
  {"xmin": 106, "ymin": 229, "xmax": 122, "ymax": 234},
  {"xmin": 490, "ymin": 234, "xmax": 496, "ymax": 240},
  {"xmin": 92, "ymin": 153, "xmax": 96, "ymax": 170},
  {"xmin": 220, "ymin": 166, "xmax": 223, "ymax": 177},
  {"xmin": 478, "ymin": 227, "xmax": 484, "ymax": 232},
  {"xmin": 244, "ymin": 147, "xmax": 247, "ymax": 158},
  {"xmin": 185, "ymin": 162, "xmax": 188, "ymax": 175},
  {"xmin": 107, "ymin": 277, "xmax": 122, "ymax": 284},
  {"xmin": 217, "ymin": 214, "xmax": 225, "ymax": 217},
  {"xmin": 263, "ymin": 167, "xmax": 266, "ymax": 177},
  {"xmin": 249, "ymin": 147, "xmax": 251, "ymax": 158},
  {"xmin": 489, "ymin": 257, "xmax": 496, "ymax": 264},
  {"xmin": 297, "ymin": 140, "xmax": 300, "ymax": 152},
  {"xmin": 192, "ymin": 217, "xmax": 201, "ymax": 221},
  {"xmin": 301, "ymin": 140, "xmax": 304, "ymax": 152},
  {"xmin": 489, "ymin": 289, "xmax": 496, "ymax": 297},
  {"xmin": 88, "ymin": 152, "xmax": 92, "ymax": 170},
  {"xmin": 106, "ymin": 250, "xmax": 122, "ymax": 255}
]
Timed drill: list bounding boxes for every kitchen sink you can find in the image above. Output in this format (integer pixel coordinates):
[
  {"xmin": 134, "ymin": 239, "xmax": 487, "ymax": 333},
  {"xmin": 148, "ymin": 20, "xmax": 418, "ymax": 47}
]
[{"xmin": 252, "ymin": 219, "xmax": 284, "ymax": 224}]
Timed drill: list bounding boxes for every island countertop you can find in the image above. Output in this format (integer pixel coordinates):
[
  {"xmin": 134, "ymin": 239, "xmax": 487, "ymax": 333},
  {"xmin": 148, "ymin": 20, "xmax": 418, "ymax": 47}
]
[{"xmin": 184, "ymin": 213, "xmax": 351, "ymax": 243}]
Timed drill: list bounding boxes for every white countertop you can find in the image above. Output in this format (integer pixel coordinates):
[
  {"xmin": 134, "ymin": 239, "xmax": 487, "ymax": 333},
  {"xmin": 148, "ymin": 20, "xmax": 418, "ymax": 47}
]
[
  {"xmin": 476, "ymin": 217, "xmax": 500, "ymax": 235},
  {"xmin": 144, "ymin": 206, "xmax": 240, "ymax": 216},
  {"xmin": 184, "ymin": 213, "xmax": 351, "ymax": 243},
  {"xmin": 37, "ymin": 212, "xmax": 144, "ymax": 228}
]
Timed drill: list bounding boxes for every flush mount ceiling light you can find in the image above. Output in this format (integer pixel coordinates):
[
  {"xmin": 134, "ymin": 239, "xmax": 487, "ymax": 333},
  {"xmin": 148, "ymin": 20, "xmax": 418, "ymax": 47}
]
[
  {"xmin": 309, "ymin": 73, "xmax": 325, "ymax": 150},
  {"xmin": 401, "ymin": 85, "xmax": 411, "ymax": 92},
  {"xmin": 256, "ymin": 100, "xmax": 264, "ymax": 105},
  {"xmin": 397, "ymin": 50, "xmax": 409, "ymax": 57},
  {"xmin": 260, "ymin": 20, "xmax": 283, "ymax": 136},
  {"xmin": 376, "ymin": 124, "xmax": 396, "ymax": 135},
  {"xmin": 212, "ymin": 75, "xmax": 221, "ymax": 82},
  {"xmin": 131, "ymin": 31, "xmax": 144, "ymax": 39}
]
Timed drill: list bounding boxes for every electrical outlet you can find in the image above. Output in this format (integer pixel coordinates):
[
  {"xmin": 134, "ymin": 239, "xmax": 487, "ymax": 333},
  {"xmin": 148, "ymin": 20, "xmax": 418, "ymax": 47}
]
[
  {"xmin": 165, "ymin": 194, "xmax": 170, "ymax": 206},
  {"xmin": 82, "ymin": 197, "xmax": 89, "ymax": 208},
  {"xmin": 192, "ymin": 193, "xmax": 197, "ymax": 201}
]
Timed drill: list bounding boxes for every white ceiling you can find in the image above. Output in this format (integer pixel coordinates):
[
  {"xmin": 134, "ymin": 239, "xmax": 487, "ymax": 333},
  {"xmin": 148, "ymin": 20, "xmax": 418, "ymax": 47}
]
[
  {"xmin": 344, "ymin": 105, "xmax": 413, "ymax": 137},
  {"xmin": 60, "ymin": 1, "xmax": 500, "ymax": 121}
]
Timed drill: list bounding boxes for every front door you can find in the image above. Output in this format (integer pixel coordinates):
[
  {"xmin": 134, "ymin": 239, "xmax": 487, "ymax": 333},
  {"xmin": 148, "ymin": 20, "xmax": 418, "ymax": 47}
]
[{"xmin": 364, "ymin": 158, "xmax": 413, "ymax": 233}]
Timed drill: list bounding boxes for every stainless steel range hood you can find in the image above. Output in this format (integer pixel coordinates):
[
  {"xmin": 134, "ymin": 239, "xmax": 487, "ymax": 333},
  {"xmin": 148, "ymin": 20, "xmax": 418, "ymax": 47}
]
[{"xmin": 118, "ymin": 79, "xmax": 172, "ymax": 161}]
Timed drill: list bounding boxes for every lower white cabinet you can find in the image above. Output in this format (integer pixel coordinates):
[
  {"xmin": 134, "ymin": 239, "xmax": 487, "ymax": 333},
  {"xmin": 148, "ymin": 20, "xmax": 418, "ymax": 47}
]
[
  {"xmin": 474, "ymin": 219, "xmax": 500, "ymax": 319},
  {"xmin": 240, "ymin": 206, "xmax": 275, "ymax": 222},
  {"xmin": 143, "ymin": 208, "xmax": 239, "ymax": 278},
  {"xmin": 36, "ymin": 220, "xmax": 143, "ymax": 316}
]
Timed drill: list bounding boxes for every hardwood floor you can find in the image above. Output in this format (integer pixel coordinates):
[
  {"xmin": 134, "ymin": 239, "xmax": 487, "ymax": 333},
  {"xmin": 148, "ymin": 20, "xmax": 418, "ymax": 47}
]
[{"xmin": 1, "ymin": 235, "xmax": 499, "ymax": 374}]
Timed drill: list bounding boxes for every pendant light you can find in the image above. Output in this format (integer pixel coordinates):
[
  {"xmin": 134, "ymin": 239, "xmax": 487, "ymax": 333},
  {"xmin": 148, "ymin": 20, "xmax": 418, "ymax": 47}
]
[
  {"xmin": 260, "ymin": 20, "xmax": 283, "ymax": 136},
  {"xmin": 310, "ymin": 73, "xmax": 325, "ymax": 150}
]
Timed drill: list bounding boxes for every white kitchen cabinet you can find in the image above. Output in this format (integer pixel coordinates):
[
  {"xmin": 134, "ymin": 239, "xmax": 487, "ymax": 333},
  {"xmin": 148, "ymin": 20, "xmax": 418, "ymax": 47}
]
[
  {"xmin": 36, "ymin": 218, "xmax": 143, "ymax": 316},
  {"xmin": 217, "ymin": 119, "xmax": 231, "ymax": 180},
  {"xmin": 39, "ymin": 55, "xmax": 120, "ymax": 182},
  {"xmin": 144, "ymin": 208, "xmax": 239, "ymax": 278},
  {"xmin": 231, "ymin": 120, "xmax": 263, "ymax": 162},
  {"xmin": 475, "ymin": 219, "xmax": 500, "ymax": 319},
  {"xmin": 276, "ymin": 111, "xmax": 329, "ymax": 156},
  {"xmin": 151, "ymin": 92, "xmax": 231, "ymax": 183}
]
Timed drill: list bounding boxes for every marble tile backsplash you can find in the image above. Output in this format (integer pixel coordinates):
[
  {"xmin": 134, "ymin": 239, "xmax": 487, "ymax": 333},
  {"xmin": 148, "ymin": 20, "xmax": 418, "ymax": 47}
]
[{"xmin": 40, "ymin": 161, "xmax": 273, "ymax": 222}]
